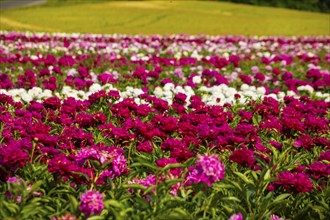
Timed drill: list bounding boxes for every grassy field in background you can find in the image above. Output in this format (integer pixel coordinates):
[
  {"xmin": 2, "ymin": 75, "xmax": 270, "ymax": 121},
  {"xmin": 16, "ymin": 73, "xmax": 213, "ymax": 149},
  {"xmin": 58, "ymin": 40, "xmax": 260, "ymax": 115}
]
[{"xmin": 0, "ymin": 0, "xmax": 329, "ymax": 36}]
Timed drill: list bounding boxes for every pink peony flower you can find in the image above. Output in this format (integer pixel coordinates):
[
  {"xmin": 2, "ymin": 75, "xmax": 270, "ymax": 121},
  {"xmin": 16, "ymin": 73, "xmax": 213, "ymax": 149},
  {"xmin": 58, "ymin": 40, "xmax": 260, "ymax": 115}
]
[
  {"xmin": 79, "ymin": 190, "xmax": 104, "ymax": 217},
  {"xmin": 270, "ymin": 214, "xmax": 284, "ymax": 220},
  {"xmin": 187, "ymin": 154, "xmax": 225, "ymax": 186},
  {"xmin": 7, "ymin": 176, "xmax": 23, "ymax": 185},
  {"xmin": 229, "ymin": 212, "xmax": 243, "ymax": 220},
  {"xmin": 251, "ymin": 66, "xmax": 259, "ymax": 73}
]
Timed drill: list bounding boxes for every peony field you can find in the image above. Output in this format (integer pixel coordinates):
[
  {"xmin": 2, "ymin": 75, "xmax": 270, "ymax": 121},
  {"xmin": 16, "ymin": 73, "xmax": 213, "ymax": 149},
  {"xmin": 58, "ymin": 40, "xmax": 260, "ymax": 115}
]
[{"xmin": 0, "ymin": 31, "xmax": 329, "ymax": 219}]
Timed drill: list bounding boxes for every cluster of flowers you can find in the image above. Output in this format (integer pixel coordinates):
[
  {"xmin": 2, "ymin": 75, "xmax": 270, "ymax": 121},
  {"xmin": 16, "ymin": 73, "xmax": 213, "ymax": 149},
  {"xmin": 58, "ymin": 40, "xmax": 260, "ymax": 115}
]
[
  {"xmin": 229, "ymin": 213, "xmax": 285, "ymax": 220},
  {"xmin": 0, "ymin": 32, "xmax": 329, "ymax": 219},
  {"xmin": 1, "ymin": 31, "xmax": 329, "ymax": 104}
]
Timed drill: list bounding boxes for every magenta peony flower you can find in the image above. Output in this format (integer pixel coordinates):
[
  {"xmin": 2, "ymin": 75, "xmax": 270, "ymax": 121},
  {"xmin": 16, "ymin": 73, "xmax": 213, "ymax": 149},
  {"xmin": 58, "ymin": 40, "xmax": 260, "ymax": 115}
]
[
  {"xmin": 229, "ymin": 149, "xmax": 255, "ymax": 168},
  {"xmin": 272, "ymin": 171, "xmax": 314, "ymax": 193},
  {"xmin": 79, "ymin": 190, "xmax": 104, "ymax": 217},
  {"xmin": 187, "ymin": 154, "xmax": 225, "ymax": 186},
  {"xmin": 319, "ymin": 151, "xmax": 330, "ymax": 161},
  {"xmin": 307, "ymin": 161, "xmax": 329, "ymax": 179},
  {"xmin": 0, "ymin": 74, "xmax": 14, "ymax": 89},
  {"xmin": 42, "ymin": 76, "xmax": 57, "ymax": 91},
  {"xmin": 43, "ymin": 96, "xmax": 61, "ymax": 110},
  {"xmin": 136, "ymin": 141, "xmax": 154, "ymax": 153},
  {"xmin": 0, "ymin": 144, "xmax": 30, "ymax": 171},
  {"xmin": 97, "ymin": 73, "xmax": 117, "ymax": 84},
  {"xmin": 16, "ymin": 70, "xmax": 36, "ymax": 89},
  {"xmin": 174, "ymin": 92, "xmax": 187, "ymax": 105},
  {"xmin": 239, "ymin": 74, "xmax": 252, "ymax": 85},
  {"xmin": 294, "ymin": 134, "xmax": 313, "ymax": 150}
]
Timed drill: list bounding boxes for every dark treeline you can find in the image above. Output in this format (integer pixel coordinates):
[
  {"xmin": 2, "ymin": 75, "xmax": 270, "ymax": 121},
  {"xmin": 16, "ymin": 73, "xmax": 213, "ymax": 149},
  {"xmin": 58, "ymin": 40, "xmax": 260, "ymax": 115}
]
[{"xmin": 217, "ymin": 0, "xmax": 330, "ymax": 13}]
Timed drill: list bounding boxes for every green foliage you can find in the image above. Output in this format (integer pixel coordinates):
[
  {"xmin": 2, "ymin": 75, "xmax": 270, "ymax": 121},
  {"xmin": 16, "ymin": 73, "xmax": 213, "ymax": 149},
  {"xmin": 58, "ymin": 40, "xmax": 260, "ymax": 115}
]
[
  {"xmin": 0, "ymin": 1, "xmax": 328, "ymax": 35},
  {"xmin": 3, "ymin": 138, "xmax": 328, "ymax": 219},
  {"xmin": 218, "ymin": 0, "xmax": 330, "ymax": 13}
]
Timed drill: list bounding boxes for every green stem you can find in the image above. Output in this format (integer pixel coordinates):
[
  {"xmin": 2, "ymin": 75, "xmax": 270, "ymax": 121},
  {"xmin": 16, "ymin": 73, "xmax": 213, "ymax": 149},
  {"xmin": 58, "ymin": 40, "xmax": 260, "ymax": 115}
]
[{"xmin": 30, "ymin": 140, "xmax": 36, "ymax": 163}]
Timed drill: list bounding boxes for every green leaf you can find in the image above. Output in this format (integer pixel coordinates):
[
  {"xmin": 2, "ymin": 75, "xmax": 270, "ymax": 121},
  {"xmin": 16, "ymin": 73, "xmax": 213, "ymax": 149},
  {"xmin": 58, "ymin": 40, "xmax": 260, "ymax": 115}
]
[
  {"xmin": 119, "ymin": 207, "xmax": 134, "ymax": 216},
  {"xmin": 310, "ymin": 204, "xmax": 327, "ymax": 212},
  {"xmin": 220, "ymin": 196, "xmax": 241, "ymax": 202},
  {"xmin": 86, "ymin": 216, "xmax": 104, "ymax": 220},
  {"xmin": 172, "ymin": 207, "xmax": 193, "ymax": 219},
  {"xmin": 251, "ymin": 170, "xmax": 259, "ymax": 182},
  {"xmin": 234, "ymin": 172, "xmax": 254, "ymax": 185},
  {"xmin": 135, "ymin": 197, "xmax": 150, "ymax": 209},
  {"xmin": 252, "ymin": 114, "xmax": 262, "ymax": 125},
  {"xmin": 159, "ymin": 208, "xmax": 193, "ymax": 220},
  {"xmin": 273, "ymin": 193, "xmax": 291, "ymax": 203},
  {"xmin": 68, "ymin": 194, "xmax": 79, "ymax": 212},
  {"xmin": 144, "ymin": 185, "xmax": 156, "ymax": 194},
  {"xmin": 130, "ymin": 162, "xmax": 159, "ymax": 171},
  {"xmin": 21, "ymin": 201, "xmax": 41, "ymax": 217},
  {"xmin": 71, "ymin": 171, "xmax": 90, "ymax": 181},
  {"xmin": 317, "ymin": 199, "xmax": 330, "ymax": 210},
  {"xmin": 164, "ymin": 178, "xmax": 184, "ymax": 186},
  {"xmin": 263, "ymin": 169, "xmax": 271, "ymax": 181},
  {"xmin": 26, "ymin": 180, "xmax": 43, "ymax": 194},
  {"xmin": 183, "ymin": 157, "xmax": 195, "ymax": 167},
  {"xmin": 0, "ymin": 200, "xmax": 19, "ymax": 215},
  {"xmin": 90, "ymin": 160, "xmax": 101, "ymax": 169},
  {"xmin": 161, "ymin": 163, "xmax": 186, "ymax": 172},
  {"xmin": 104, "ymin": 199, "xmax": 124, "ymax": 210},
  {"xmin": 121, "ymin": 184, "xmax": 147, "ymax": 190},
  {"xmin": 222, "ymin": 205, "xmax": 233, "ymax": 213},
  {"xmin": 44, "ymin": 205, "xmax": 55, "ymax": 213},
  {"xmin": 310, "ymin": 205, "xmax": 326, "ymax": 219},
  {"xmin": 218, "ymin": 180, "xmax": 242, "ymax": 192}
]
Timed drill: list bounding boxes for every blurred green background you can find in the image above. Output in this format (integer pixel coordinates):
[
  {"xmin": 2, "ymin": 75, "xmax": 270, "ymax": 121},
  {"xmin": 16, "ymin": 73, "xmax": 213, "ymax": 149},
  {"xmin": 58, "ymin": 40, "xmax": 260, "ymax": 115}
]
[{"xmin": 0, "ymin": 0, "xmax": 329, "ymax": 35}]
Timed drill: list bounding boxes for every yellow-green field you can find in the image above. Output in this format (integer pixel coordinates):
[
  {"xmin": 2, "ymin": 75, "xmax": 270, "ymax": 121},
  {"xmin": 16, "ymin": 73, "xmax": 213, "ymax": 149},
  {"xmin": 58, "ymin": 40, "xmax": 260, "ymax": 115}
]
[{"xmin": 0, "ymin": 0, "xmax": 329, "ymax": 35}]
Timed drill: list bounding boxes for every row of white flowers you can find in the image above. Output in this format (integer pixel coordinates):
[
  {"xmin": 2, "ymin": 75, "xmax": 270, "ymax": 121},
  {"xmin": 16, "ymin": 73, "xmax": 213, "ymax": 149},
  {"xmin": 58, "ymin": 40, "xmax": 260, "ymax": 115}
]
[{"xmin": 1, "ymin": 83, "xmax": 329, "ymax": 105}]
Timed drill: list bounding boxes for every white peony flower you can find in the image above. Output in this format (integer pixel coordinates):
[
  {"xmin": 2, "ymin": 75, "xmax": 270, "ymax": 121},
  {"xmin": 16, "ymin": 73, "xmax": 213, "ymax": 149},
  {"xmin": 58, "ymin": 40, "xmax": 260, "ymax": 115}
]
[
  {"xmin": 134, "ymin": 98, "xmax": 142, "ymax": 105},
  {"xmin": 286, "ymin": 90, "xmax": 296, "ymax": 97},
  {"xmin": 28, "ymin": 87, "xmax": 43, "ymax": 98},
  {"xmin": 21, "ymin": 92, "xmax": 33, "ymax": 102},
  {"xmin": 133, "ymin": 88, "xmax": 144, "ymax": 97},
  {"xmin": 199, "ymin": 86, "xmax": 210, "ymax": 93},
  {"xmin": 267, "ymin": 93, "xmax": 278, "ymax": 100},
  {"xmin": 163, "ymin": 91, "xmax": 173, "ymax": 99},
  {"xmin": 0, "ymin": 89, "xmax": 8, "ymax": 95},
  {"xmin": 297, "ymin": 85, "xmax": 314, "ymax": 94},
  {"xmin": 12, "ymin": 96, "xmax": 21, "ymax": 102},
  {"xmin": 30, "ymin": 55, "xmax": 38, "ymax": 60},
  {"xmin": 256, "ymin": 87, "xmax": 266, "ymax": 95},
  {"xmin": 192, "ymin": 75, "xmax": 202, "ymax": 84},
  {"xmin": 67, "ymin": 68, "xmax": 78, "ymax": 77},
  {"xmin": 240, "ymin": 84, "xmax": 249, "ymax": 91},
  {"xmin": 174, "ymin": 86, "xmax": 185, "ymax": 94},
  {"xmin": 277, "ymin": 92, "xmax": 286, "ymax": 100},
  {"xmin": 164, "ymin": 83, "xmax": 175, "ymax": 91},
  {"xmin": 89, "ymin": 83, "xmax": 102, "ymax": 93},
  {"xmin": 154, "ymin": 87, "xmax": 164, "ymax": 97}
]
